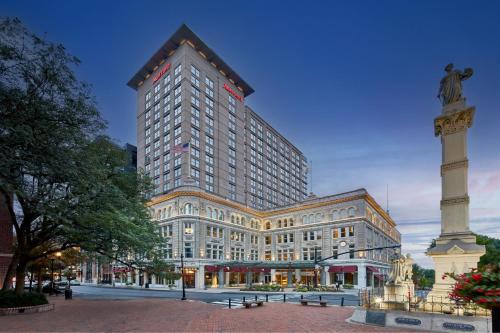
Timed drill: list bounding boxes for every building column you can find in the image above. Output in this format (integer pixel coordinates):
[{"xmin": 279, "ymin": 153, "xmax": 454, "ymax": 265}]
[
  {"xmin": 270, "ymin": 269, "xmax": 276, "ymax": 284},
  {"xmin": 195, "ymin": 265, "xmax": 205, "ymax": 289},
  {"xmin": 218, "ymin": 269, "xmax": 224, "ymax": 288},
  {"xmin": 324, "ymin": 267, "xmax": 331, "ymax": 285},
  {"xmin": 225, "ymin": 272, "xmax": 230, "ymax": 287},
  {"xmin": 134, "ymin": 269, "xmax": 140, "ymax": 287},
  {"xmin": 295, "ymin": 269, "xmax": 301, "ymax": 284},
  {"xmin": 320, "ymin": 269, "xmax": 326, "ymax": 286},
  {"xmin": 152, "ymin": 274, "xmax": 156, "ymax": 286},
  {"xmin": 357, "ymin": 263, "xmax": 367, "ymax": 289},
  {"xmin": 245, "ymin": 272, "xmax": 253, "ymax": 287},
  {"xmin": 287, "ymin": 269, "xmax": 293, "ymax": 288},
  {"xmin": 127, "ymin": 271, "xmax": 132, "ymax": 284}
]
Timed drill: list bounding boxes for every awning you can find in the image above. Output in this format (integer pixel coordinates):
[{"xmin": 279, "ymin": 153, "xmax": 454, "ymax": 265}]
[
  {"xmin": 328, "ymin": 265, "xmax": 358, "ymax": 273},
  {"xmin": 367, "ymin": 266, "xmax": 379, "ymax": 272},
  {"xmin": 374, "ymin": 274, "xmax": 384, "ymax": 280},
  {"xmin": 204, "ymin": 265, "xmax": 219, "ymax": 272}
]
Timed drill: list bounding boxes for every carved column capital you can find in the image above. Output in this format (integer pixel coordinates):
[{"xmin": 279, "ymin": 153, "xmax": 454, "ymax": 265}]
[{"xmin": 434, "ymin": 107, "xmax": 475, "ymax": 137}]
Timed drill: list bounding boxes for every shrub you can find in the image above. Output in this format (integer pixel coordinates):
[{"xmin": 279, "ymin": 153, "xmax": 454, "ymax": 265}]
[
  {"xmin": 0, "ymin": 290, "xmax": 48, "ymax": 308},
  {"xmin": 343, "ymin": 284, "xmax": 354, "ymax": 289}
]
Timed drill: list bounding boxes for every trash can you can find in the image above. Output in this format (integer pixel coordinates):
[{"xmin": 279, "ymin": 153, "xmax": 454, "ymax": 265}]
[
  {"xmin": 64, "ymin": 288, "xmax": 73, "ymax": 300},
  {"xmin": 145, "ymin": 283, "xmax": 149, "ymax": 289}
]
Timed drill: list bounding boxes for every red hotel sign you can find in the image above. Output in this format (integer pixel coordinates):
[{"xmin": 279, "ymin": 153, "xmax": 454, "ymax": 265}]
[
  {"xmin": 153, "ymin": 63, "xmax": 171, "ymax": 83},
  {"xmin": 223, "ymin": 83, "xmax": 243, "ymax": 102}
]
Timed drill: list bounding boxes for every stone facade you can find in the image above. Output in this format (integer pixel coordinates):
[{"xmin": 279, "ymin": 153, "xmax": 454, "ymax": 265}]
[
  {"xmin": 84, "ymin": 187, "xmax": 401, "ymax": 290},
  {"xmin": 129, "ymin": 24, "xmax": 308, "ymax": 210}
]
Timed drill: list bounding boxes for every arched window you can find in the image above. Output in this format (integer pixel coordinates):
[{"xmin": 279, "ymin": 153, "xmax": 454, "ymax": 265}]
[
  {"xmin": 161, "ymin": 209, "xmax": 166, "ymax": 219},
  {"xmin": 167, "ymin": 206, "xmax": 172, "ymax": 218},
  {"xmin": 156, "ymin": 210, "xmax": 161, "ymax": 219},
  {"xmin": 213, "ymin": 209, "xmax": 218, "ymax": 220},
  {"xmin": 231, "ymin": 215, "xmax": 235, "ymax": 223},
  {"xmin": 207, "ymin": 207, "xmax": 212, "ymax": 218},
  {"xmin": 289, "ymin": 218, "xmax": 294, "ymax": 227},
  {"xmin": 340, "ymin": 209, "xmax": 347, "ymax": 219},
  {"xmin": 302, "ymin": 215, "xmax": 307, "ymax": 224},
  {"xmin": 309, "ymin": 214, "xmax": 314, "ymax": 223},
  {"xmin": 348, "ymin": 207, "xmax": 356, "ymax": 217},
  {"xmin": 184, "ymin": 203, "xmax": 193, "ymax": 215},
  {"xmin": 332, "ymin": 210, "xmax": 339, "ymax": 220},
  {"xmin": 219, "ymin": 211, "xmax": 224, "ymax": 221},
  {"xmin": 265, "ymin": 221, "xmax": 271, "ymax": 230},
  {"xmin": 277, "ymin": 220, "xmax": 282, "ymax": 228},
  {"xmin": 241, "ymin": 217, "xmax": 246, "ymax": 225},
  {"xmin": 236, "ymin": 216, "xmax": 240, "ymax": 224},
  {"xmin": 283, "ymin": 219, "xmax": 288, "ymax": 228}
]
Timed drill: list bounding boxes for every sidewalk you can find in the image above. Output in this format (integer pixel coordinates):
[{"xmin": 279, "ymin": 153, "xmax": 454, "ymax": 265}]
[{"xmin": 0, "ymin": 297, "xmax": 422, "ymax": 332}]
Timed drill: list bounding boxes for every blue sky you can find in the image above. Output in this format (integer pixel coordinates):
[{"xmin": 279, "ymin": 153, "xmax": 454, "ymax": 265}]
[{"xmin": 3, "ymin": 0, "xmax": 500, "ymax": 268}]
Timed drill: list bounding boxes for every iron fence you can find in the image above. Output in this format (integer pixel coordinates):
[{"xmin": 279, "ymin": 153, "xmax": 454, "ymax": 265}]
[{"xmin": 360, "ymin": 289, "xmax": 490, "ymax": 318}]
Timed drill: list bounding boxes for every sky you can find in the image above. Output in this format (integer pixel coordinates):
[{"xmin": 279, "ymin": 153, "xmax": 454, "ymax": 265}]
[{"xmin": 3, "ymin": 0, "xmax": 499, "ymax": 268}]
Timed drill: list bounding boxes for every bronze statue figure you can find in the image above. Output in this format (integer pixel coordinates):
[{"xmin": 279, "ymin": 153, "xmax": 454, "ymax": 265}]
[{"xmin": 438, "ymin": 63, "xmax": 473, "ymax": 106}]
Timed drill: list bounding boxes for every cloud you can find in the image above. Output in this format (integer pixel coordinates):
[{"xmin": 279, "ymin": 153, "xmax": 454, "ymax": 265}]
[{"xmin": 399, "ymin": 217, "xmax": 500, "ymax": 268}]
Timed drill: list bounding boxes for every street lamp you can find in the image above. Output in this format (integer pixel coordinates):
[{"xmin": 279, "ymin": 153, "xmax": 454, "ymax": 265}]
[
  {"xmin": 313, "ymin": 247, "xmax": 319, "ymax": 288},
  {"xmin": 180, "ymin": 253, "xmax": 186, "ymax": 300}
]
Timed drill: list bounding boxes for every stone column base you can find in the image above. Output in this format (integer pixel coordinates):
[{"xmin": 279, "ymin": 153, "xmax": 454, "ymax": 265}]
[{"xmin": 426, "ymin": 236, "xmax": 485, "ymax": 308}]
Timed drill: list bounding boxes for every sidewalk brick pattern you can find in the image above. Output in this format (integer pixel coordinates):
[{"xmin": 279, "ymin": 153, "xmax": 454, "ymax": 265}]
[{"xmin": 0, "ymin": 297, "xmax": 425, "ymax": 332}]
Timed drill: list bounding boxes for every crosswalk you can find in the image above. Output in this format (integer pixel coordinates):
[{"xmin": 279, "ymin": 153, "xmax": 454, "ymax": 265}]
[{"xmin": 211, "ymin": 294, "xmax": 303, "ymax": 309}]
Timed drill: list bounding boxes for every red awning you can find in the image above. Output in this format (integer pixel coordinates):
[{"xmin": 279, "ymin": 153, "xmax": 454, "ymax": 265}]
[
  {"xmin": 374, "ymin": 274, "xmax": 384, "ymax": 280},
  {"xmin": 367, "ymin": 266, "xmax": 379, "ymax": 272},
  {"xmin": 328, "ymin": 266, "xmax": 358, "ymax": 273},
  {"xmin": 204, "ymin": 265, "xmax": 219, "ymax": 272}
]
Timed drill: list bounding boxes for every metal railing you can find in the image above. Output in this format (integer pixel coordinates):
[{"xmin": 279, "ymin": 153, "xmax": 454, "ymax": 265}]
[{"xmin": 360, "ymin": 289, "xmax": 490, "ymax": 318}]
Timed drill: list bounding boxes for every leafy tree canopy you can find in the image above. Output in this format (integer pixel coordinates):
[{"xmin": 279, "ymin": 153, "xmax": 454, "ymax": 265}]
[{"xmin": 0, "ymin": 17, "xmax": 160, "ymax": 293}]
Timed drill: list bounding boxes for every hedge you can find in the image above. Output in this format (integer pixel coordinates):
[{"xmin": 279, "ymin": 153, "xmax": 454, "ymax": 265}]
[{"xmin": 0, "ymin": 290, "xmax": 48, "ymax": 308}]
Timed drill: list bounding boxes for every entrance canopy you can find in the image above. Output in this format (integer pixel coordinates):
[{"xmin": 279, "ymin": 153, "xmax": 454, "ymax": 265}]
[
  {"xmin": 367, "ymin": 266, "xmax": 379, "ymax": 272},
  {"xmin": 328, "ymin": 265, "xmax": 358, "ymax": 273}
]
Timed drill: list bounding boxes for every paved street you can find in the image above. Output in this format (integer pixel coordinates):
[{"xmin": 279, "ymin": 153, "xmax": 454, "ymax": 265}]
[
  {"xmin": 71, "ymin": 285, "xmax": 360, "ymax": 308},
  {"xmin": 0, "ymin": 297, "xmax": 424, "ymax": 332}
]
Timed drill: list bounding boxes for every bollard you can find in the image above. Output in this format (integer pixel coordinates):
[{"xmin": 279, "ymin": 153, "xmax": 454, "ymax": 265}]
[
  {"xmin": 255, "ymin": 295, "xmax": 257, "ymax": 301},
  {"xmin": 266, "ymin": 294, "xmax": 269, "ymax": 302},
  {"xmin": 229, "ymin": 298, "xmax": 232, "ymax": 309},
  {"xmin": 319, "ymin": 295, "xmax": 322, "ymax": 301},
  {"xmin": 283, "ymin": 293, "xmax": 286, "ymax": 303},
  {"xmin": 301, "ymin": 294, "xmax": 303, "ymax": 300},
  {"xmin": 243, "ymin": 296, "xmax": 246, "ymax": 303},
  {"xmin": 341, "ymin": 297, "xmax": 344, "ymax": 306}
]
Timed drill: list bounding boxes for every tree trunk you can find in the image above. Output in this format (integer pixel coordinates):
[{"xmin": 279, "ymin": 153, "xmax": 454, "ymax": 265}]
[
  {"xmin": 36, "ymin": 266, "xmax": 43, "ymax": 293},
  {"xmin": 14, "ymin": 259, "xmax": 27, "ymax": 294},
  {"xmin": 492, "ymin": 307, "xmax": 500, "ymax": 333}
]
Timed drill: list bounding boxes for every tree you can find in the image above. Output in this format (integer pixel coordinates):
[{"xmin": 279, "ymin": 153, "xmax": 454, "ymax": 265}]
[
  {"xmin": 412, "ymin": 263, "xmax": 435, "ymax": 289},
  {"xmin": 476, "ymin": 234, "xmax": 500, "ymax": 269},
  {"xmin": 446, "ymin": 265, "xmax": 500, "ymax": 333},
  {"xmin": 0, "ymin": 17, "xmax": 160, "ymax": 294}
]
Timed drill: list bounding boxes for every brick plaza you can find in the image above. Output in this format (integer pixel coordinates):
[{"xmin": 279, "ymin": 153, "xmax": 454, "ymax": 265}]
[{"xmin": 0, "ymin": 297, "xmax": 426, "ymax": 332}]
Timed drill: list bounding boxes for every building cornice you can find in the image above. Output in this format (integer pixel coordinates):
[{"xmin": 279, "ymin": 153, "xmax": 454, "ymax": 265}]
[{"xmin": 147, "ymin": 190, "xmax": 396, "ymax": 227}]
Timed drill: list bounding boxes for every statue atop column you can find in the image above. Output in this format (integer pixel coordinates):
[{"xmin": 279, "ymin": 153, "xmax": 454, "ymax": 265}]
[{"xmin": 437, "ymin": 63, "xmax": 473, "ymax": 106}]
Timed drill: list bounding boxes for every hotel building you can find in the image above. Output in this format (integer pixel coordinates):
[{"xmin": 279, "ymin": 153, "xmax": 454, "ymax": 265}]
[{"xmin": 82, "ymin": 25, "xmax": 401, "ymax": 289}]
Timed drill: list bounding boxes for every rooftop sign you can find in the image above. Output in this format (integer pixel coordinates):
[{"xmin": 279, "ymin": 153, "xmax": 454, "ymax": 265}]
[
  {"xmin": 224, "ymin": 83, "xmax": 243, "ymax": 102},
  {"xmin": 153, "ymin": 63, "xmax": 171, "ymax": 83}
]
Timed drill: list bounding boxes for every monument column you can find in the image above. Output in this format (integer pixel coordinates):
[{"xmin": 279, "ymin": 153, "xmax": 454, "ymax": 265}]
[{"xmin": 427, "ymin": 67, "xmax": 485, "ymax": 302}]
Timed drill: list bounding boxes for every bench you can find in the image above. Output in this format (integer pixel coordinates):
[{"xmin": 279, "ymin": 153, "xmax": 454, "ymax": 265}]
[
  {"xmin": 300, "ymin": 300, "xmax": 327, "ymax": 307},
  {"xmin": 242, "ymin": 300, "xmax": 264, "ymax": 308}
]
